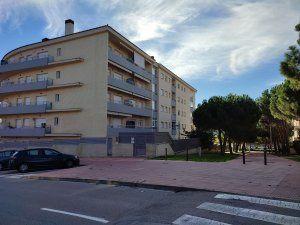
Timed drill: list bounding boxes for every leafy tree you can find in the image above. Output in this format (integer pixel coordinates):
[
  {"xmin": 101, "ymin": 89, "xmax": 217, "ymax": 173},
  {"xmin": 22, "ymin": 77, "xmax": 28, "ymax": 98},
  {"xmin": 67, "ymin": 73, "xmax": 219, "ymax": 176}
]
[{"xmin": 187, "ymin": 129, "xmax": 214, "ymax": 150}]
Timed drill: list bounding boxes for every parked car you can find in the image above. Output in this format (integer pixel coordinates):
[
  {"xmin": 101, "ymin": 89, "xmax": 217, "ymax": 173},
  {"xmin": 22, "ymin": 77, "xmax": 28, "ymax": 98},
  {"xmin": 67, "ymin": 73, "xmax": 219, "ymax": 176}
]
[
  {"xmin": 0, "ymin": 150, "xmax": 16, "ymax": 170},
  {"xmin": 9, "ymin": 148, "xmax": 80, "ymax": 173}
]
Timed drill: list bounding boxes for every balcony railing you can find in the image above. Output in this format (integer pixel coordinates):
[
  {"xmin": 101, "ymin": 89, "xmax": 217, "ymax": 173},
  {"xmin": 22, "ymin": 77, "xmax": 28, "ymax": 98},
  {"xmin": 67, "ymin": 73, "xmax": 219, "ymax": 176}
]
[
  {"xmin": 107, "ymin": 101, "xmax": 152, "ymax": 117},
  {"xmin": 108, "ymin": 76, "xmax": 152, "ymax": 99},
  {"xmin": 0, "ymin": 102, "xmax": 52, "ymax": 115},
  {"xmin": 0, "ymin": 126, "xmax": 50, "ymax": 137},
  {"xmin": 0, "ymin": 79, "xmax": 53, "ymax": 95},
  {"xmin": 107, "ymin": 125, "xmax": 155, "ymax": 136},
  {"xmin": 108, "ymin": 50, "xmax": 152, "ymax": 81},
  {"xmin": 0, "ymin": 56, "xmax": 54, "ymax": 75}
]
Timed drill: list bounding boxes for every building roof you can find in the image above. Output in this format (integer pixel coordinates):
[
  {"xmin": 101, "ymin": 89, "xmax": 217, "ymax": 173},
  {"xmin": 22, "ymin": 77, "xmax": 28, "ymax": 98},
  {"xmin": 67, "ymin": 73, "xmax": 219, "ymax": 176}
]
[{"xmin": 2, "ymin": 23, "xmax": 197, "ymax": 92}]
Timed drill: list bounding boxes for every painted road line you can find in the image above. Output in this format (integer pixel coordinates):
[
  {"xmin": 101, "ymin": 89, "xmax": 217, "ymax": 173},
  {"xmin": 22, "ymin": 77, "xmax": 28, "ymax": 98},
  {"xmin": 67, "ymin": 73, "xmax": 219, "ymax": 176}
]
[
  {"xmin": 197, "ymin": 202, "xmax": 300, "ymax": 225},
  {"xmin": 41, "ymin": 208, "xmax": 109, "ymax": 223},
  {"xmin": 215, "ymin": 193, "xmax": 300, "ymax": 211},
  {"xmin": 173, "ymin": 214, "xmax": 231, "ymax": 225}
]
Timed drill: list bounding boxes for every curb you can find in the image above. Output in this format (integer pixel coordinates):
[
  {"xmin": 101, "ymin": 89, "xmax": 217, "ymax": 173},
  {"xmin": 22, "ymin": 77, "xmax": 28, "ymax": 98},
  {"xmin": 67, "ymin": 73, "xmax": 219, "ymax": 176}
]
[
  {"xmin": 25, "ymin": 176, "xmax": 300, "ymax": 202},
  {"xmin": 26, "ymin": 176, "xmax": 207, "ymax": 193}
]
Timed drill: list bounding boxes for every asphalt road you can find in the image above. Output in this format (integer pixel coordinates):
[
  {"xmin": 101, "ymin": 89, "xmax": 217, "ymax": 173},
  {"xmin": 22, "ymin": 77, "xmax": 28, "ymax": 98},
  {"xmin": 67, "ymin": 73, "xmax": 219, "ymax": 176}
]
[{"xmin": 0, "ymin": 173, "xmax": 299, "ymax": 225}]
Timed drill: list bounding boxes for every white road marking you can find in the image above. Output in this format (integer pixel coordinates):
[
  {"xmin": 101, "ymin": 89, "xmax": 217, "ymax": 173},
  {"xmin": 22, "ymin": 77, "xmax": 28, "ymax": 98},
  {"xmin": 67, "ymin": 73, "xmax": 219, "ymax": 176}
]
[
  {"xmin": 215, "ymin": 193, "xmax": 300, "ymax": 211},
  {"xmin": 197, "ymin": 202, "xmax": 300, "ymax": 225},
  {"xmin": 41, "ymin": 208, "xmax": 109, "ymax": 223},
  {"xmin": 173, "ymin": 214, "xmax": 231, "ymax": 225}
]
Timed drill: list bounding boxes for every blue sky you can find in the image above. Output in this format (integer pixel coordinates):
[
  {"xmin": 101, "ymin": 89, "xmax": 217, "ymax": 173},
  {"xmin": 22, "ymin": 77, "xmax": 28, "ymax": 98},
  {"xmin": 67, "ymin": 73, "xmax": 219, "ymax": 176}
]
[{"xmin": 0, "ymin": 0, "xmax": 299, "ymax": 104}]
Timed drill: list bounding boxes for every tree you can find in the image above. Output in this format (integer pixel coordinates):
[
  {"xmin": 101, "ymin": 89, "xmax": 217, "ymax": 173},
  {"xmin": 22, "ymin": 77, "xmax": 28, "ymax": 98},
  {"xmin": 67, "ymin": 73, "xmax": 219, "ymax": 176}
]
[
  {"xmin": 193, "ymin": 96, "xmax": 228, "ymax": 154},
  {"xmin": 193, "ymin": 94, "xmax": 260, "ymax": 154},
  {"xmin": 186, "ymin": 129, "xmax": 214, "ymax": 150}
]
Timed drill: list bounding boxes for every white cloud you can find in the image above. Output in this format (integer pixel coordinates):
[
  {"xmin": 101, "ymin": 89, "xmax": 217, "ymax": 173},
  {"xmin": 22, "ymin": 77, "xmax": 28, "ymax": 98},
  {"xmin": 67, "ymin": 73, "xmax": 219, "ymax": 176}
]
[{"xmin": 0, "ymin": 0, "xmax": 299, "ymax": 81}]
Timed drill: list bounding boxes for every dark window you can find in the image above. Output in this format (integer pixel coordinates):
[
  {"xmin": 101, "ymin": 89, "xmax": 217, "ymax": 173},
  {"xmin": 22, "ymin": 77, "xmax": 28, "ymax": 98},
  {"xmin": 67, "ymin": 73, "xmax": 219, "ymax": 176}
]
[
  {"xmin": 28, "ymin": 149, "xmax": 39, "ymax": 156},
  {"xmin": 55, "ymin": 94, "xmax": 60, "ymax": 102},
  {"xmin": 56, "ymin": 71, "xmax": 61, "ymax": 79},
  {"xmin": 57, "ymin": 48, "xmax": 62, "ymax": 56},
  {"xmin": 54, "ymin": 117, "xmax": 59, "ymax": 126},
  {"xmin": 44, "ymin": 149, "xmax": 59, "ymax": 156}
]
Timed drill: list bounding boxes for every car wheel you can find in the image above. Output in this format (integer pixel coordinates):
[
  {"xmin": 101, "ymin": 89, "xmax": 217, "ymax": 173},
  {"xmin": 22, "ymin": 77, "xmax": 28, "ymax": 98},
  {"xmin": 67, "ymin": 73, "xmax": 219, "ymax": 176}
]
[
  {"xmin": 18, "ymin": 163, "xmax": 29, "ymax": 173},
  {"xmin": 0, "ymin": 163, "xmax": 3, "ymax": 171},
  {"xmin": 66, "ymin": 160, "xmax": 74, "ymax": 168}
]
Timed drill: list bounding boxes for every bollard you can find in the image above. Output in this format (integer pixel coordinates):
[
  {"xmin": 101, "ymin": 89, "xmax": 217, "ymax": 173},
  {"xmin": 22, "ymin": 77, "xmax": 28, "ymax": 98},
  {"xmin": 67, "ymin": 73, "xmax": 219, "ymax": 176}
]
[
  {"xmin": 242, "ymin": 149, "xmax": 245, "ymax": 164},
  {"xmin": 186, "ymin": 147, "xmax": 189, "ymax": 161},
  {"xmin": 264, "ymin": 148, "xmax": 267, "ymax": 165},
  {"xmin": 165, "ymin": 148, "xmax": 168, "ymax": 160}
]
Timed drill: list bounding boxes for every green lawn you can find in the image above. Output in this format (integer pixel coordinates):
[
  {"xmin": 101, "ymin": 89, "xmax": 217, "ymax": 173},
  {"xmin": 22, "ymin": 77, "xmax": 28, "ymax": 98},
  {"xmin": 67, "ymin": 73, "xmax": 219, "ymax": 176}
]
[
  {"xmin": 286, "ymin": 155, "xmax": 300, "ymax": 162},
  {"xmin": 154, "ymin": 153, "xmax": 240, "ymax": 162}
]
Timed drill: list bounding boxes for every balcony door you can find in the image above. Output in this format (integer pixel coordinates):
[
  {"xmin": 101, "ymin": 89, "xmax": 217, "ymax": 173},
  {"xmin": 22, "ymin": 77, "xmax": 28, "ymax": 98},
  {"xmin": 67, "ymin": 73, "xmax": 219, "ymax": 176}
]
[
  {"xmin": 17, "ymin": 98, "xmax": 23, "ymax": 106},
  {"xmin": 113, "ymin": 95, "xmax": 122, "ymax": 104},
  {"xmin": 37, "ymin": 52, "xmax": 48, "ymax": 59},
  {"xmin": 16, "ymin": 119, "xmax": 22, "ymax": 128},
  {"xmin": 36, "ymin": 96, "xmax": 47, "ymax": 105},
  {"xmin": 112, "ymin": 118, "xmax": 122, "ymax": 128},
  {"xmin": 35, "ymin": 118, "xmax": 46, "ymax": 128},
  {"xmin": 25, "ymin": 97, "xmax": 31, "ymax": 106},
  {"xmin": 37, "ymin": 73, "xmax": 47, "ymax": 82}
]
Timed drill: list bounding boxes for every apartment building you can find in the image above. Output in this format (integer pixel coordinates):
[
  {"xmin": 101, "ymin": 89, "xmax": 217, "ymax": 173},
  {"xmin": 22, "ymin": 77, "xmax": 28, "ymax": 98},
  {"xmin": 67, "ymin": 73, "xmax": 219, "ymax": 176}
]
[{"xmin": 0, "ymin": 20, "xmax": 196, "ymax": 156}]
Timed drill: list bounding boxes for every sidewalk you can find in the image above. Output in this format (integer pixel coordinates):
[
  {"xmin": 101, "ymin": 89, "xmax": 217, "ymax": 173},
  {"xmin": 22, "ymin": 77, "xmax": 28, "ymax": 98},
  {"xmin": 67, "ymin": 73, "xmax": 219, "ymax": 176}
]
[{"xmin": 28, "ymin": 152, "xmax": 300, "ymax": 201}]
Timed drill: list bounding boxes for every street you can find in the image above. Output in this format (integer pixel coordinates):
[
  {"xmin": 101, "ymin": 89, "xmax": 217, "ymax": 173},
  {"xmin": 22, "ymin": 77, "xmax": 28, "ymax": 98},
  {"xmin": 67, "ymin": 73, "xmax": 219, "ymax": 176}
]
[{"xmin": 0, "ymin": 175, "xmax": 299, "ymax": 225}]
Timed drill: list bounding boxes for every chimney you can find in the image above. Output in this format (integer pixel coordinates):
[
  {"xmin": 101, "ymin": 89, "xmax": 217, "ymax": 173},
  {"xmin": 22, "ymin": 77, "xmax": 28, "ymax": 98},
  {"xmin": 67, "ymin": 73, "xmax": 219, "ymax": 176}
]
[{"xmin": 65, "ymin": 19, "xmax": 74, "ymax": 35}]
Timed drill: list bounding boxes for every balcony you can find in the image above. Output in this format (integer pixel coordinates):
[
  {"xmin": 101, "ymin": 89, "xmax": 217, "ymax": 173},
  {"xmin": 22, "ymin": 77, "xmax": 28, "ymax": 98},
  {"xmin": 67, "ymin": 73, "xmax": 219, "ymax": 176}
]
[
  {"xmin": 108, "ymin": 76, "xmax": 152, "ymax": 99},
  {"xmin": 0, "ymin": 56, "xmax": 54, "ymax": 75},
  {"xmin": 171, "ymin": 114, "xmax": 176, "ymax": 121},
  {"xmin": 0, "ymin": 126, "xmax": 51, "ymax": 137},
  {"xmin": 172, "ymin": 85, "xmax": 176, "ymax": 93},
  {"xmin": 171, "ymin": 99, "xmax": 176, "ymax": 107},
  {"xmin": 107, "ymin": 125, "xmax": 155, "ymax": 136},
  {"xmin": 107, "ymin": 101, "xmax": 152, "ymax": 117},
  {"xmin": 108, "ymin": 50, "xmax": 152, "ymax": 81},
  {"xmin": 0, "ymin": 79, "xmax": 53, "ymax": 95},
  {"xmin": 0, "ymin": 102, "xmax": 52, "ymax": 115}
]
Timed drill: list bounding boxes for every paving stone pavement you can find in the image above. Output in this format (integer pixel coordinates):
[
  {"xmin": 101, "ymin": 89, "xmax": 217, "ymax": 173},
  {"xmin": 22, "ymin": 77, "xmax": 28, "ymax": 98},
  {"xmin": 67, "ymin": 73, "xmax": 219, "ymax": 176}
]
[{"xmin": 28, "ymin": 152, "xmax": 300, "ymax": 201}]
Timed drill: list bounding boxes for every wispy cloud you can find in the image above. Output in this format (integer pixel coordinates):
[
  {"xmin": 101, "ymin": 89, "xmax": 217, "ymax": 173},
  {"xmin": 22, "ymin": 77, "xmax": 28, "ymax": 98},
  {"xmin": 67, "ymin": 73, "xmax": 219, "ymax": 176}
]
[{"xmin": 0, "ymin": 0, "xmax": 299, "ymax": 81}]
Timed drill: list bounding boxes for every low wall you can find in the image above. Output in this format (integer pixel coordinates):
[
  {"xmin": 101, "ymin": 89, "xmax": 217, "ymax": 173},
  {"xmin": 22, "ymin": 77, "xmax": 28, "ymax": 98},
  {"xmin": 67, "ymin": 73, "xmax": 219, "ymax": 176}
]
[
  {"xmin": 112, "ymin": 142, "xmax": 133, "ymax": 157},
  {"xmin": 0, "ymin": 138, "xmax": 108, "ymax": 157},
  {"xmin": 146, "ymin": 143, "xmax": 174, "ymax": 158}
]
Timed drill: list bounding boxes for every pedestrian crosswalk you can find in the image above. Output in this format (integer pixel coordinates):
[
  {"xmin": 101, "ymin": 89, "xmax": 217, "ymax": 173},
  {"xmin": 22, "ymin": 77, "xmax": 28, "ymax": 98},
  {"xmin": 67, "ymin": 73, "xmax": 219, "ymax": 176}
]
[{"xmin": 172, "ymin": 193, "xmax": 300, "ymax": 225}]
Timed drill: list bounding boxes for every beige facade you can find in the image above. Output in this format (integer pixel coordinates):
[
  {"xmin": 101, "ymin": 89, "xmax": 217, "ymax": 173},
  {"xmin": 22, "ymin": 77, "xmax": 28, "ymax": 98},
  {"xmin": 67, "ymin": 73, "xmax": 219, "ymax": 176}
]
[{"xmin": 0, "ymin": 20, "xmax": 196, "ymax": 155}]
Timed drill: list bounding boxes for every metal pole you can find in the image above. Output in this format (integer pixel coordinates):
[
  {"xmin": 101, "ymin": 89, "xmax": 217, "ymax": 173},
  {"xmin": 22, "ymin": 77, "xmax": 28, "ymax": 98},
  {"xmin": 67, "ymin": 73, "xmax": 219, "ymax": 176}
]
[
  {"xmin": 242, "ymin": 149, "xmax": 245, "ymax": 164},
  {"xmin": 165, "ymin": 148, "xmax": 167, "ymax": 160},
  {"xmin": 264, "ymin": 147, "xmax": 267, "ymax": 165},
  {"xmin": 186, "ymin": 147, "xmax": 189, "ymax": 161}
]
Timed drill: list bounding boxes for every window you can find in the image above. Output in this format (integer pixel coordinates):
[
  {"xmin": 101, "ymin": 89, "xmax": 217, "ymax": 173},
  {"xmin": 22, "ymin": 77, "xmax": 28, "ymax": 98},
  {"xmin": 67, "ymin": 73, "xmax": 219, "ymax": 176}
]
[
  {"xmin": 57, "ymin": 48, "xmax": 62, "ymax": 56},
  {"xmin": 35, "ymin": 118, "xmax": 46, "ymax": 128},
  {"xmin": 17, "ymin": 98, "xmax": 23, "ymax": 106},
  {"xmin": 177, "ymin": 83, "xmax": 180, "ymax": 89},
  {"xmin": 18, "ymin": 77, "xmax": 25, "ymax": 84},
  {"xmin": 44, "ymin": 149, "xmax": 59, "ymax": 156},
  {"xmin": 111, "ymin": 118, "xmax": 122, "ymax": 128},
  {"xmin": 137, "ymin": 120, "xmax": 143, "ymax": 127},
  {"xmin": 160, "ymin": 89, "xmax": 164, "ymax": 96},
  {"xmin": 37, "ymin": 52, "xmax": 48, "ymax": 59},
  {"xmin": 23, "ymin": 118, "xmax": 31, "ymax": 127},
  {"xmin": 54, "ymin": 117, "xmax": 59, "ymax": 126},
  {"xmin": 19, "ymin": 57, "xmax": 25, "ymax": 62},
  {"xmin": 178, "ymin": 110, "xmax": 180, "ymax": 116},
  {"xmin": 25, "ymin": 97, "xmax": 31, "ymax": 106},
  {"xmin": 152, "ymin": 100, "xmax": 156, "ymax": 110},
  {"xmin": 152, "ymin": 84, "xmax": 156, "ymax": 93},
  {"xmin": 28, "ymin": 149, "xmax": 39, "ymax": 156},
  {"xmin": 26, "ymin": 55, "xmax": 33, "ymax": 61},
  {"xmin": 113, "ymin": 72, "xmax": 123, "ymax": 81},
  {"xmin": 152, "ymin": 119, "xmax": 157, "ymax": 128},
  {"xmin": 37, "ymin": 73, "xmax": 47, "ymax": 82},
  {"xmin": 26, "ymin": 76, "xmax": 32, "ymax": 83},
  {"xmin": 16, "ymin": 119, "xmax": 22, "ymax": 128},
  {"xmin": 56, "ymin": 71, "xmax": 61, "ymax": 79},
  {"xmin": 36, "ymin": 96, "xmax": 47, "ymax": 105},
  {"xmin": 113, "ymin": 95, "xmax": 122, "ymax": 104},
  {"xmin": 55, "ymin": 94, "xmax": 60, "ymax": 102},
  {"xmin": 160, "ymin": 73, "xmax": 164, "ymax": 79}
]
